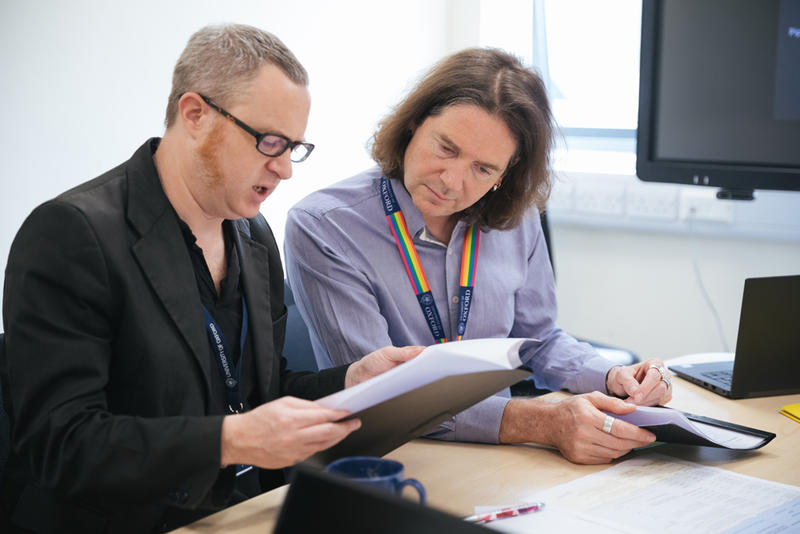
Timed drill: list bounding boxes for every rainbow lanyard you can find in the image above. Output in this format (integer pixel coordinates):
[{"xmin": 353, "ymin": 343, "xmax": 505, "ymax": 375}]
[{"xmin": 379, "ymin": 176, "xmax": 480, "ymax": 343}]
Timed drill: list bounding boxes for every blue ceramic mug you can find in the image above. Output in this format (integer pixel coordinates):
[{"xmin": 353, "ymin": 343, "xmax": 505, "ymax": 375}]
[{"xmin": 325, "ymin": 456, "xmax": 426, "ymax": 504}]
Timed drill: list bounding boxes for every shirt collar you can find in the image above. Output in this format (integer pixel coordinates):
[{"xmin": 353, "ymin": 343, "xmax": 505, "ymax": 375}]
[
  {"xmin": 177, "ymin": 218, "xmax": 241, "ymax": 300},
  {"xmin": 419, "ymin": 227, "xmax": 448, "ymax": 246},
  {"xmin": 387, "ymin": 176, "xmax": 465, "ymax": 246}
]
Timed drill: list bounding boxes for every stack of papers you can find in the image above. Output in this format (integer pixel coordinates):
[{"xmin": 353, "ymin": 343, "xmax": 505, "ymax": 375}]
[{"xmin": 488, "ymin": 455, "xmax": 800, "ymax": 533}]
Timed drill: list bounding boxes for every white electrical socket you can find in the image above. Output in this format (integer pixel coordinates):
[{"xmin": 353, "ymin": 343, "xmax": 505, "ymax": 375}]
[
  {"xmin": 626, "ymin": 187, "xmax": 679, "ymax": 219},
  {"xmin": 574, "ymin": 183, "xmax": 624, "ymax": 216},
  {"xmin": 679, "ymin": 189, "xmax": 735, "ymax": 223}
]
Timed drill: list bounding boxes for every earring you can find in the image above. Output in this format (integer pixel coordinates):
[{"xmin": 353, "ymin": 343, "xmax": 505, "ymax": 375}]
[{"xmin": 491, "ymin": 182, "xmax": 501, "ymax": 192}]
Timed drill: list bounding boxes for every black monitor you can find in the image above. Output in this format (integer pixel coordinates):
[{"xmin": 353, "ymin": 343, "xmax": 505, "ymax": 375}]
[{"xmin": 636, "ymin": 0, "xmax": 800, "ymax": 200}]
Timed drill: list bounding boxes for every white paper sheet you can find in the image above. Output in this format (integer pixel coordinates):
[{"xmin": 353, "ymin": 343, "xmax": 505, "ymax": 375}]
[
  {"xmin": 316, "ymin": 338, "xmax": 535, "ymax": 413},
  {"xmin": 486, "ymin": 455, "xmax": 800, "ymax": 534}
]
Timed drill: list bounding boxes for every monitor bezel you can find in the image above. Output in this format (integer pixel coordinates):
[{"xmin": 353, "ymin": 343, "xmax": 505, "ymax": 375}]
[{"xmin": 636, "ymin": 0, "xmax": 800, "ymax": 194}]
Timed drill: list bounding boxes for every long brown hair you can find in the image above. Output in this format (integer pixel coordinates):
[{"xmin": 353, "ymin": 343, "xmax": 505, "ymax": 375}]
[{"xmin": 371, "ymin": 47, "xmax": 554, "ymax": 230}]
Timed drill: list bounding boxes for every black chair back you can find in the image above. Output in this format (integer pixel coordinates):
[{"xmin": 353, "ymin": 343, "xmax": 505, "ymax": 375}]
[
  {"xmin": 0, "ymin": 333, "xmax": 9, "ymax": 480},
  {"xmin": 283, "ymin": 283, "xmax": 319, "ymax": 372}
]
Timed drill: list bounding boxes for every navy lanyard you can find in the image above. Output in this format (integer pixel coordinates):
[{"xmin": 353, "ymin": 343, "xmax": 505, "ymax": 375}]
[
  {"xmin": 202, "ymin": 297, "xmax": 254, "ymax": 477},
  {"xmin": 202, "ymin": 297, "xmax": 249, "ymax": 414},
  {"xmin": 379, "ymin": 177, "xmax": 480, "ymax": 343}
]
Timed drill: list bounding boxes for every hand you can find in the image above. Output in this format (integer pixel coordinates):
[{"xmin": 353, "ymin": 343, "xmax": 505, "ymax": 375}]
[
  {"xmin": 220, "ymin": 396, "xmax": 360, "ymax": 469},
  {"xmin": 344, "ymin": 345, "xmax": 425, "ymax": 388},
  {"xmin": 606, "ymin": 358, "xmax": 673, "ymax": 405},
  {"xmin": 499, "ymin": 392, "xmax": 656, "ymax": 464}
]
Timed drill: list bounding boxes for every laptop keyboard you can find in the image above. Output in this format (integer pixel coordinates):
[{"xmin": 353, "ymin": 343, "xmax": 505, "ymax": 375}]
[{"xmin": 701, "ymin": 369, "xmax": 732, "ymax": 387}]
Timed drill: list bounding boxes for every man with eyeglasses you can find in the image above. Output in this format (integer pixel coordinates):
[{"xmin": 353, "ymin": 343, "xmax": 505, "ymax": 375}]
[{"xmin": 1, "ymin": 24, "xmax": 420, "ymax": 533}]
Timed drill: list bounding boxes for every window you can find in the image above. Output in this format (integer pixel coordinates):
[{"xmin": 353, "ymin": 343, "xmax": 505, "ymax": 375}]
[{"xmin": 536, "ymin": 0, "xmax": 642, "ymax": 134}]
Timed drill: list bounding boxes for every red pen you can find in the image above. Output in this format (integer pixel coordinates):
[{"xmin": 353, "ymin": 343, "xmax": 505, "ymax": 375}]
[{"xmin": 463, "ymin": 502, "xmax": 545, "ymax": 523}]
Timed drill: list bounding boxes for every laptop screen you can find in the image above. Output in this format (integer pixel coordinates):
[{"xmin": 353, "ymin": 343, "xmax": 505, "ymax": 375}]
[
  {"xmin": 730, "ymin": 275, "xmax": 800, "ymax": 397},
  {"xmin": 670, "ymin": 275, "xmax": 800, "ymax": 398},
  {"xmin": 274, "ymin": 464, "xmax": 491, "ymax": 533}
]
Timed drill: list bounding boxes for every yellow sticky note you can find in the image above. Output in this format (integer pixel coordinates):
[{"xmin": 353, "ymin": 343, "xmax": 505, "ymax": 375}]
[{"xmin": 780, "ymin": 402, "xmax": 800, "ymax": 424}]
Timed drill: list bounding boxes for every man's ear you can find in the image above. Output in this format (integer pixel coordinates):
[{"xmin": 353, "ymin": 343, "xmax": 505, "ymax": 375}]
[{"xmin": 177, "ymin": 92, "xmax": 210, "ymax": 139}]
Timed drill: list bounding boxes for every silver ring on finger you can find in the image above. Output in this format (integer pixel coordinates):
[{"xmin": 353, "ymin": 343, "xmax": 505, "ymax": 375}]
[
  {"xmin": 602, "ymin": 414, "xmax": 615, "ymax": 433},
  {"xmin": 649, "ymin": 364, "xmax": 671, "ymax": 389}
]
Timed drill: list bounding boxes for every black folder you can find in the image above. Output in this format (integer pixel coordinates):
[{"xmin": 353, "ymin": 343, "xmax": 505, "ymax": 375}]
[
  {"xmin": 311, "ymin": 368, "xmax": 531, "ymax": 465},
  {"xmin": 618, "ymin": 406, "xmax": 776, "ymax": 450}
]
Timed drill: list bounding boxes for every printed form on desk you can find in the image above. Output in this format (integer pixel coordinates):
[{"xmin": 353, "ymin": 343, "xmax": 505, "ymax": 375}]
[{"xmin": 486, "ymin": 454, "xmax": 800, "ymax": 534}]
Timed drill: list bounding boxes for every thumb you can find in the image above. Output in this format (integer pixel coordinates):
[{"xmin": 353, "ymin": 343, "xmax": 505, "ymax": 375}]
[
  {"xmin": 609, "ymin": 366, "xmax": 640, "ymax": 397},
  {"xmin": 619, "ymin": 372, "xmax": 641, "ymax": 398},
  {"xmin": 590, "ymin": 393, "xmax": 637, "ymax": 415},
  {"xmin": 383, "ymin": 345, "xmax": 425, "ymax": 363}
]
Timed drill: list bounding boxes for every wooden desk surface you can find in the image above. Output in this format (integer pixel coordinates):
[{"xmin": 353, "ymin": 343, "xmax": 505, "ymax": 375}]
[{"xmin": 174, "ymin": 380, "xmax": 799, "ymax": 533}]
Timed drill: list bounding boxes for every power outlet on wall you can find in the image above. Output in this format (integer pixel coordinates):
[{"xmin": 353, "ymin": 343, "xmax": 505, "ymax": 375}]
[
  {"xmin": 574, "ymin": 183, "xmax": 624, "ymax": 216},
  {"xmin": 679, "ymin": 189, "xmax": 735, "ymax": 223},
  {"xmin": 626, "ymin": 187, "xmax": 679, "ymax": 220}
]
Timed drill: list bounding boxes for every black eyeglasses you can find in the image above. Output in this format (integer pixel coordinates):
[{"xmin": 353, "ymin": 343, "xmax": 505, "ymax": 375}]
[{"xmin": 198, "ymin": 94, "xmax": 315, "ymax": 163}]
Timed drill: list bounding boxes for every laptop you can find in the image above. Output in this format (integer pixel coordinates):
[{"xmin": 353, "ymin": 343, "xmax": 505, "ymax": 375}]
[
  {"xmin": 274, "ymin": 464, "xmax": 491, "ymax": 533},
  {"xmin": 669, "ymin": 274, "xmax": 800, "ymax": 399}
]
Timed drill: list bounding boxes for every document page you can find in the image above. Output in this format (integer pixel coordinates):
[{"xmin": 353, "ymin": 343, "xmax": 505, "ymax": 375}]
[
  {"xmin": 690, "ymin": 420, "xmax": 766, "ymax": 449},
  {"xmin": 316, "ymin": 337, "xmax": 534, "ymax": 413},
  {"xmin": 613, "ymin": 406, "xmax": 768, "ymax": 449},
  {"xmin": 487, "ymin": 455, "xmax": 800, "ymax": 534}
]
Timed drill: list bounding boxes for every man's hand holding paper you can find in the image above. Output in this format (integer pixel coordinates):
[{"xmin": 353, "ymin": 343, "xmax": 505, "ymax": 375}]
[
  {"xmin": 345, "ymin": 345, "xmax": 426, "ymax": 388},
  {"xmin": 499, "ymin": 392, "xmax": 657, "ymax": 465}
]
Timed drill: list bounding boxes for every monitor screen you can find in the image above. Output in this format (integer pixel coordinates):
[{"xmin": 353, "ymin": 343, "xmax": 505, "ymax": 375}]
[{"xmin": 636, "ymin": 0, "xmax": 800, "ymax": 197}]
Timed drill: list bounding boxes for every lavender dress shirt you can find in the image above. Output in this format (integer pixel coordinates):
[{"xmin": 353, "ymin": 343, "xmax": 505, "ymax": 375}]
[{"xmin": 284, "ymin": 167, "xmax": 615, "ymax": 443}]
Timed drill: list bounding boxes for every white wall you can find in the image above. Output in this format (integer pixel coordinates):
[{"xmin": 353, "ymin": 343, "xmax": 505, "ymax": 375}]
[
  {"xmin": 0, "ymin": 0, "xmax": 461, "ymax": 323},
  {"xmin": 550, "ymin": 223, "xmax": 800, "ymax": 360}
]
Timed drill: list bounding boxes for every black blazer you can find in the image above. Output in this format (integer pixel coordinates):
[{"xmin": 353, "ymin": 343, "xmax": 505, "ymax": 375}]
[{"xmin": 1, "ymin": 139, "xmax": 346, "ymax": 533}]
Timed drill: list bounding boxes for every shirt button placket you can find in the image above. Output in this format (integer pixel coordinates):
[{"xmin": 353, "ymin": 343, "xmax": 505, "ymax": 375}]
[{"xmin": 446, "ymin": 228, "xmax": 464, "ymax": 336}]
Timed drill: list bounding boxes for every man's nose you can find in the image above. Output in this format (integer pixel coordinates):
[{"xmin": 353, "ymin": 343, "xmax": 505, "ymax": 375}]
[{"xmin": 266, "ymin": 150, "xmax": 293, "ymax": 180}]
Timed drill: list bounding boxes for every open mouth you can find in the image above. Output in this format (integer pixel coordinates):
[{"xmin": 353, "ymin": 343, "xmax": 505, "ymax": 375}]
[{"xmin": 253, "ymin": 185, "xmax": 267, "ymax": 194}]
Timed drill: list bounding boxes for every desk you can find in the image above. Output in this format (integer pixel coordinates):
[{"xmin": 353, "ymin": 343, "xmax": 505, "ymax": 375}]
[{"xmin": 174, "ymin": 379, "xmax": 800, "ymax": 533}]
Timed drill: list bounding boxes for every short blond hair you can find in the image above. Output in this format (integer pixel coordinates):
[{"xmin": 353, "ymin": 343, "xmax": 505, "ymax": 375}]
[{"xmin": 165, "ymin": 24, "xmax": 307, "ymax": 127}]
